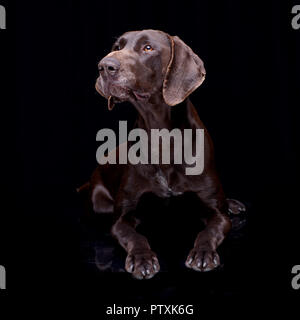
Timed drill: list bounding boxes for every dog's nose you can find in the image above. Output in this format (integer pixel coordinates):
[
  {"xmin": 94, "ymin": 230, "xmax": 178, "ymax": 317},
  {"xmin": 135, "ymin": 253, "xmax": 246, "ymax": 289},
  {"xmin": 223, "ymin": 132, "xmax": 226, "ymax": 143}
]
[{"xmin": 98, "ymin": 57, "xmax": 120, "ymax": 76}]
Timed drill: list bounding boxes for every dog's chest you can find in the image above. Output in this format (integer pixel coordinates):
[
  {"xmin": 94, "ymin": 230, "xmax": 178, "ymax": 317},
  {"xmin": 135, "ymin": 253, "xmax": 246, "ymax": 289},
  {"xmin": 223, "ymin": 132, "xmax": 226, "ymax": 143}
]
[{"xmin": 153, "ymin": 170, "xmax": 183, "ymax": 197}]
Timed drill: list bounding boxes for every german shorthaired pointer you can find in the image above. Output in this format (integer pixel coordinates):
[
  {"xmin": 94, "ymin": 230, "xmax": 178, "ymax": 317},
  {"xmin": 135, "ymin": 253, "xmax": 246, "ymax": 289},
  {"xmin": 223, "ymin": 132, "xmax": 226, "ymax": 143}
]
[{"xmin": 78, "ymin": 30, "xmax": 245, "ymax": 279}]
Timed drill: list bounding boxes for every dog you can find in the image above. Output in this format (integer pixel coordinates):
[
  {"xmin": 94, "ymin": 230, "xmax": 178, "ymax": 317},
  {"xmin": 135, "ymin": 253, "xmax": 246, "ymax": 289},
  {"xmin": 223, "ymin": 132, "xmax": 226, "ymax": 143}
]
[{"xmin": 79, "ymin": 29, "xmax": 245, "ymax": 279}]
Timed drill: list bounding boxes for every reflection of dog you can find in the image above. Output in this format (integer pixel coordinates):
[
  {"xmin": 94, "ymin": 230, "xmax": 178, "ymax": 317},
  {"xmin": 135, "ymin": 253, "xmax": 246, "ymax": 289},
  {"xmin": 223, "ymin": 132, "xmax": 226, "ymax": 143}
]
[{"xmin": 79, "ymin": 30, "xmax": 245, "ymax": 279}]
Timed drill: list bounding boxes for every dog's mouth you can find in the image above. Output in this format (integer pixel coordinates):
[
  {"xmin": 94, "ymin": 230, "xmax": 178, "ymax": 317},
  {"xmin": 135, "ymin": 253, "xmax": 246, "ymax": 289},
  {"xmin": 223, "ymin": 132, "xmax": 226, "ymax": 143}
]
[
  {"xmin": 108, "ymin": 86, "xmax": 151, "ymax": 102},
  {"xmin": 96, "ymin": 79, "xmax": 151, "ymax": 109},
  {"xmin": 107, "ymin": 96, "xmax": 115, "ymax": 110},
  {"xmin": 107, "ymin": 90, "xmax": 150, "ymax": 110},
  {"xmin": 132, "ymin": 91, "xmax": 151, "ymax": 101}
]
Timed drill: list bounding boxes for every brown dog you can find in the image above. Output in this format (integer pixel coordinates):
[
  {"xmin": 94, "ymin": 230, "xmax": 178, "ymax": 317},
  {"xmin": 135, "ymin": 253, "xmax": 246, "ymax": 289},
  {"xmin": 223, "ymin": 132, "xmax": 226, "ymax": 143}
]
[{"xmin": 79, "ymin": 30, "xmax": 245, "ymax": 279}]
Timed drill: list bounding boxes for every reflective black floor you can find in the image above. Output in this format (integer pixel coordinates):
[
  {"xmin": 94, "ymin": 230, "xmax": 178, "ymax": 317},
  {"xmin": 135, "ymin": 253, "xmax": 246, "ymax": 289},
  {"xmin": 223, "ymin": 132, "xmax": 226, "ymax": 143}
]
[
  {"xmin": 7, "ymin": 186, "xmax": 298, "ymax": 309},
  {"xmin": 79, "ymin": 193, "xmax": 250, "ymax": 303}
]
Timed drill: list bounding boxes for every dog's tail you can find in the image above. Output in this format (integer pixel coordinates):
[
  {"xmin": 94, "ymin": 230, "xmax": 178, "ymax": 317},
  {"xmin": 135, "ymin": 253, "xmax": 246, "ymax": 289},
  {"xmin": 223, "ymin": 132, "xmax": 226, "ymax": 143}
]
[{"xmin": 76, "ymin": 182, "xmax": 91, "ymax": 194}]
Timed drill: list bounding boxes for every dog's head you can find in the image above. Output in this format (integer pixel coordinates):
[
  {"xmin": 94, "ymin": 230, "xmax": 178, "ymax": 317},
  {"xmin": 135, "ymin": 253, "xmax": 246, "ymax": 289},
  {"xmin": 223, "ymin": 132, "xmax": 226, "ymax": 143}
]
[{"xmin": 96, "ymin": 29, "xmax": 206, "ymax": 110}]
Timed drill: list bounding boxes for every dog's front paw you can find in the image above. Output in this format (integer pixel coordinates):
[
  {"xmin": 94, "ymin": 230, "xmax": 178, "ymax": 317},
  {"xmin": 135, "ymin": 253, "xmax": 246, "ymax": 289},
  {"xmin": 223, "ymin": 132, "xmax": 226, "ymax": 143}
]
[
  {"xmin": 185, "ymin": 246, "xmax": 220, "ymax": 272},
  {"xmin": 125, "ymin": 249, "xmax": 160, "ymax": 280}
]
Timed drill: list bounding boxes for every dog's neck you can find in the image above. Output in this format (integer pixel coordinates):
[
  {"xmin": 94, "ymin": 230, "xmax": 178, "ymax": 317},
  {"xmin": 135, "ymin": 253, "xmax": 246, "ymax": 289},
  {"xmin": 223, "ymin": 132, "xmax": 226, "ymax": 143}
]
[
  {"xmin": 131, "ymin": 95, "xmax": 191, "ymax": 131},
  {"xmin": 132, "ymin": 99, "xmax": 171, "ymax": 130}
]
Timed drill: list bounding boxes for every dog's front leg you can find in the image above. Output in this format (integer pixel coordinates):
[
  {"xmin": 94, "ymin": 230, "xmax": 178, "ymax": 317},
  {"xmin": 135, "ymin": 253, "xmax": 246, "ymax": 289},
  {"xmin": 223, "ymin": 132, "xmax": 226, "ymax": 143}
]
[
  {"xmin": 111, "ymin": 198, "xmax": 160, "ymax": 280},
  {"xmin": 185, "ymin": 196, "xmax": 231, "ymax": 272}
]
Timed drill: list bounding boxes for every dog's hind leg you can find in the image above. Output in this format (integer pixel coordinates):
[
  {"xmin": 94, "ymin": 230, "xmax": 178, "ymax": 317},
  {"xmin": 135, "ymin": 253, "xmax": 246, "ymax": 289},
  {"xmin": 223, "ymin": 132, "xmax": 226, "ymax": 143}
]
[
  {"xmin": 91, "ymin": 183, "xmax": 114, "ymax": 213},
  {"xmin": 227, "ymin": 198, "xmax": 246, "ymax": 215}
]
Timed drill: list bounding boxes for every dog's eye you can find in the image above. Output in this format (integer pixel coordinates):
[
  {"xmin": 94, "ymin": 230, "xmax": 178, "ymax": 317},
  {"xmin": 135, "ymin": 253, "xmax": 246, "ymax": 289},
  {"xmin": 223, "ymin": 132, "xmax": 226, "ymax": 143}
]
[
  {"xmin": 113, "ymin": 45, "xmax": 121, "ymax": 51},
  {"xmin": 143, "ymin": 45, "xmax": 153, "ymax": 52}
]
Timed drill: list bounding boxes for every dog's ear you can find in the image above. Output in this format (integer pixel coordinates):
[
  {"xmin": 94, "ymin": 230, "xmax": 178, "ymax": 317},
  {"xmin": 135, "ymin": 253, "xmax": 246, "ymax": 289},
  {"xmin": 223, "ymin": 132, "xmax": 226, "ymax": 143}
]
[{"xmin": 163, "ymin": 36, "xmax": 206, "ymax": 106}]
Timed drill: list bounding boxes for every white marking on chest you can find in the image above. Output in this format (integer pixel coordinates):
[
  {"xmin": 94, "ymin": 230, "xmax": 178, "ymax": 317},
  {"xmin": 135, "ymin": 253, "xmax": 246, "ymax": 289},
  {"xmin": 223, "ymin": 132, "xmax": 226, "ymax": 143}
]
[{"xmin": 155, "ymin": 172, "xmax": 183, "ymax": 196}]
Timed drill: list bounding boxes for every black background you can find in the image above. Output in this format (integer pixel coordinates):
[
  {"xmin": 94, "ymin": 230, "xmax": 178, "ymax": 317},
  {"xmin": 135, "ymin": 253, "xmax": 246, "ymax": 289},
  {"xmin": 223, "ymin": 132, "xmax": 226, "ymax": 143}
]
[{"xmin": 1, "ymin": 0, "xmax": 299, "ymax": 312}]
